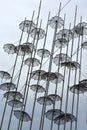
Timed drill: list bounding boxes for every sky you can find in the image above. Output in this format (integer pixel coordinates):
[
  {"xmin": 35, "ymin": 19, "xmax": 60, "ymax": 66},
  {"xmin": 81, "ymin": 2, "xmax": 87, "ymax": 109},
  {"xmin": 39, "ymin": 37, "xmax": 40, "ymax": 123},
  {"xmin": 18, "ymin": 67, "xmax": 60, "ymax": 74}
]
[{"xmin": 0, "ymin": 0, "xmax": 87, "ymax": 130}]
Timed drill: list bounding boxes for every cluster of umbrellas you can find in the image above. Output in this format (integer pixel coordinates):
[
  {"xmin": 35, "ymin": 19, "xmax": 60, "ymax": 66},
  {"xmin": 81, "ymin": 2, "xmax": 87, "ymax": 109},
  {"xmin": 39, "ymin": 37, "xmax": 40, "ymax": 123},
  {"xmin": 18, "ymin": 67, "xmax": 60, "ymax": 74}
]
[{"xmin": 1, "ymin": 11, "xmax": 87, "ymax": 130}]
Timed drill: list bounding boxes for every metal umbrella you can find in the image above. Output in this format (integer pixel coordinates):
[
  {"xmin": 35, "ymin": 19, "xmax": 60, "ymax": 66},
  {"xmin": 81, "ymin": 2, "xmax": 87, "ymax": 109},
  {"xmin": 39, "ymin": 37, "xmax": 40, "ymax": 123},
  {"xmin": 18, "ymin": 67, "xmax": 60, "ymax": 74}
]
[
  {"xmin": 45, "ymin": 109, "xmax": 64, "ymax": 120},
  {"xmin": 0, "ymin": 71, "xmax": 11, "ymax": 80},
  {"xmin": 30, "ymin": 27, "xmax": 45, "ymax": 39},
  {"xmin": 70, "ymin": 83, "xmax": 87, "ymax": 94},
  {"xmin": 31, "ymin": 70, "xmax": 46, "ymax": 80},
  {"xmin": 51, "ymin": 72, "xmax": 64, "ymax": 83},
  {"xmin": 61, "ymin": 61, "xmax": 80, "ymax": 70},
  {"xmin": 30, "ymin": 84, "xmax": 45, "ymax": 93},
  {"xmin": 37, "ymin": 49, "xmax": 50, "ymax": 58},
  {"xmin": 47, "ymin": 94, "xmax": 62, "ymax": 102},
  {"xmin": 3, "ymin": 43, "xmax": 16, "ymax": 54},
  {"xmin": 48, "ymin": 16, "xmax": 64, "ymax": 29},
  {"xmin": 54, "ymin": 113, "xmax": 76, "ymax": 125},
  {"xmin": 0, "ymin": 82, "xmax": 16, "ymax": 91},
  {"xmin": 37, "ymin": 96, "xmax": 53, "ymax": 105},
  {"xmin": 7, "ymin": 99, "xmax": 24, "ymax": 108},
  {"xmin": 53, "ymin": 53, "xmax": 71, "ymax": 66},
  {"xmin": 14, "ymin": 110, "xmax": 31, "ymax": 122},
  {"xmin": 72, "ymin": 22, "xmax": 87, "ymax": 37},
  {"xmin": 19, "ymin": 20, "xmax": 35, "ymax": 33},
  {"xmin": 24, "ymin": 58, "xmax": 40, "ymax": 67},
  {"xmin": 3, "ymin": 91, "xmax": 23, "ymax": 100},
  {"xmin": 15, "ymin": 44, "xmax": 32, "ymax": 56}
]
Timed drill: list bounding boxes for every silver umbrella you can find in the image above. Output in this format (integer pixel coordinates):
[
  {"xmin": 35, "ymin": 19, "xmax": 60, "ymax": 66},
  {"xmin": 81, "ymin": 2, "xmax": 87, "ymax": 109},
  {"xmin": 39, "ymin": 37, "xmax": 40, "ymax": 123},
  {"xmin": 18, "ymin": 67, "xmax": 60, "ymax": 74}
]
[
  {"xmin": 48, "ymin": 16, "xmax": 64, "ymax": 29},
  {"xmin": 30, "ymin": 84, "xmax": 45, "ymax": 93},
  {"xmin": 0, "ymin": 82, "xmax": 16, "ymax": 91},
  {"xmin": 14, "ymin": 110, "xmax": 31, "ymax": 122},
  {"xmin": 54, "ymin": 113, "xmax": 76, "ymax": 125}
]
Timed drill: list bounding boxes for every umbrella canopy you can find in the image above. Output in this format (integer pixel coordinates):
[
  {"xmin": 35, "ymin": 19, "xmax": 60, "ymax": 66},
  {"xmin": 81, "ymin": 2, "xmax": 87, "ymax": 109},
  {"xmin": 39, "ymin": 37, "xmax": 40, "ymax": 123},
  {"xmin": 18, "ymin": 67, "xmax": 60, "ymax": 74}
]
[
  {"xmin": 0, "ymin": 82, "xmax": 16, "ymax": 91},
  {"xmin": 81, "ymin": 41, "xmax": 87, "ymax": 49},
  {"xmin": 55, "ymin": 38, "xmax": 68, "ymax": 48},
  {"xmin": 19, "ymin": 20, "xmax": 35, "ymax": 33},
  {"xmin": 53, "ymin": 53, "xmax": 71, "ymax": 66},
  {"xmin": 0, "ymin": 71, "xmax": 11, "ymax": 80},
  {"xmin": 4, "ymin": 91, "xmax": 23, "ymax": 100},
  {"xmin": 51, "ymin": 72, "xmax": 64, "ymax": 84},
  {"xmin": 61, "ymin": 61, "xmax": 80, "ymax": 70},
  {"xmin": 37, "ymin": 49, "xmax": 50, "ymax": 58},
  {"xmin": 30, "ymin": 84, "xmax": 45, "ymax": 93},
  {"xmin": 37, "ymin": 96, "xmax": 53, "ymax": 105},
  {"xmin": 3, "ymin": 43, "xmax": 16, "ymax": 54},
  {"xmin": 70, "ymin": 83, "xmax": 87, "ymax": 94},
  {"xmin": 31, "ymin": 70, "xmax": 46, "ymax": 80},
  {"xmin": 56, "ymin": 29, "xmax": 73, "ymax": 41},
  {"xmin": 14, "ymin": 110, "xmax": 31, "ymax": 122},
  {"xmin": 41, "ymin": 72, "xmax": 58, "ymax": 81},
  {"xmin": 15, "ymin": 44, "xmax": 32, "ymax": 56},
  {"xmin": 79, "ymin": 79, "xmax": 87, "ymax": 84},
  {"xmin": 23, "ymin": 42, "xmax": 35, "ymax": 52},
  {"xmin": 55, "ymin": 29, "xmax": 73, "ymax": 48},
  {"xmin": 45, "ymin": 109, "xmax": 64, "ymax": 120},
  {"xmin": 7, "ymin": 99, "xmax": 24, "ymax": 108},
  {"xmin": 24, "ymin": 58, "xmax": 40, "ymax": 67},
  {"xmin": 72, "ymin": 22, "xmax": 87, "ymax": 37},
  {"xmin": 30, "ymin": 28, "xmax": 45, "ymax": 39},
  {"xmin": 48, "ymin": 94, "xmax": 62, "ymax": 102},
  {"xmin": 48, "ymin": 16, "xmax": 64, "ymax": 29},
  {"xmin": 54, "ymin": 113, "xmax": 76, "ymax": 125}
]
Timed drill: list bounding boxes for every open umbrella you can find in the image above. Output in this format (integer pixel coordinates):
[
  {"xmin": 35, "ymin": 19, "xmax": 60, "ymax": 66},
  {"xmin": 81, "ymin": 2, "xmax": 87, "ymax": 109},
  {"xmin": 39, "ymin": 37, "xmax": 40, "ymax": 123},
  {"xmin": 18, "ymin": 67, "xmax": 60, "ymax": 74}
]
[
  {"xmin": 23, "ymin": 42, "xmax": 35, "ymax": 52},
  {"xmin": 51, "ymin": 72, "xmax": 64, "ymax": 84},
  {"xmin": 14, "ymin": 110, "xmax": 31, "ymax": 122},
  {"xmin": 48, "ymin": 94, "xmax": 62, "ymax": 102},
  {"xmin": 3, "ymin": 43, "xmax": 16, "ymax": 54},
  {"xmin": 55, "ymin": 29, "xmax": 73, "ymax": 48},
  {"xmin": 48, "ymin": 16, "xmax": 64, "ymax": 29},
  {"xmin": 19, "ymin": 20, "xmax": 35, "ymax": 33},
  {"xmin": 7, "ymin": 99, "xmax": 24, "ymax": 108},
  {"xmin": 4, "ymin": 91, "xmax": 23, "ymax": 100},
  {"xmin": 72, "ymin": 22, "xmax": 87, "ymax": 37},
  {"xmin": 0, "ymin": 82, "xmax": 16, "ymax": 91},
  {"xmin": 70, "ymin": 83, "xmax": 87, "ymax": 94},
  {"xmin": 37, "ymin": 49, "xmax": 50, "ymax": 58},
  {"xmin": 61, "ymin": 61, "xmax": 80, "ymax": 70},
  {"xmin": 31, "ymin": 70, "xmax": 46, "ymax": 80},
  {"xmin": 15, "ymin": 44, "xmax": 32, "ymax": 56},
  {"xmin": 30, "ymin": 84, "xmax": 45, "ymax": 93},
  {"xmin": 41, "ymin": 72, "xmax": 58, "ymax": 82},
  {"xmin": 53, "ymin": 53, "xmax": 71, "ymax": 66},
  {"xmin": 24, "ymin": 58, "xmax": 40, "ymax": 67},
  {"xmin": 45, "ymin": 109, "xmax": 64, "ymax": 120},
  {"xmin": 30, "ymin": 28, "xmax": 45, "ymax": 39},
  {"xmin": 37, "ymin": 96, "xmax": 53, "ymax": 105},
  {"xmin": 54, "ymin": 113, "xmax": 76, "ymax": 125},
  {"xmin": 0, "ymin": 71, "xmax": 11, "ymax": 80}
]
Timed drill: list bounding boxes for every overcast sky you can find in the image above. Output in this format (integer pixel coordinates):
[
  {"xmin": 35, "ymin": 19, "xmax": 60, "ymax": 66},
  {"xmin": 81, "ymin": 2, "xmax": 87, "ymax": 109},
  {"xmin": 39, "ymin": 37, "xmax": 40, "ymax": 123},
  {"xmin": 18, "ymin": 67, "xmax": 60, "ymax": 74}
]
[{"xmin": 0, "ymin": 0, "xmax": 87, "ymax": 130}]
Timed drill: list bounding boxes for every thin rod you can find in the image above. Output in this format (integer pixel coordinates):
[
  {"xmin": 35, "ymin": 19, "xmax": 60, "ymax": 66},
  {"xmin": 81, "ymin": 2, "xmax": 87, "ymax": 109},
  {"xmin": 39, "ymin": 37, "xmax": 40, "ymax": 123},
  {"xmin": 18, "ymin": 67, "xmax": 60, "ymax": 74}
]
[
  {"xmin": 50, "ymin": 14, "xmax": 66, "ymax": 130},
  {"xmin": 39, "ymin": 3, "xmax": 62, "ymax": 130},
  {"xmin": 29, "ymin": 12, "xmax": 50, "ymax": 130},
  {"xmin": 36, "ymin": 0, "xmax": 42, "ymax": 27},
  {"xmin": 7, "ymin": 12, "xmax": 35, "ymax": 130},
  {"xmin": 75, "ymin": 17, "xmax": 83, "ymax": 130},
  {"xmin": 0, "ymin": 18, "xmax": 26, "ymax": 130},
  {"xmin": 17, "ymin": 1, "xmax": 43, "ymax": 128},
  {"xmin": 70, "ymin": 16, "xmax": 82, "ymax": 130},
  {"xmin": 63, "ymin": 5, "xmax": 77, "ymax": 130},
  {"xmin": 58, "ymin": 23, "xmax": 71, "ymax": 130},
  {"xmin": 18, "ymin": 20, "xmax": 43, "ymax": 130}
]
